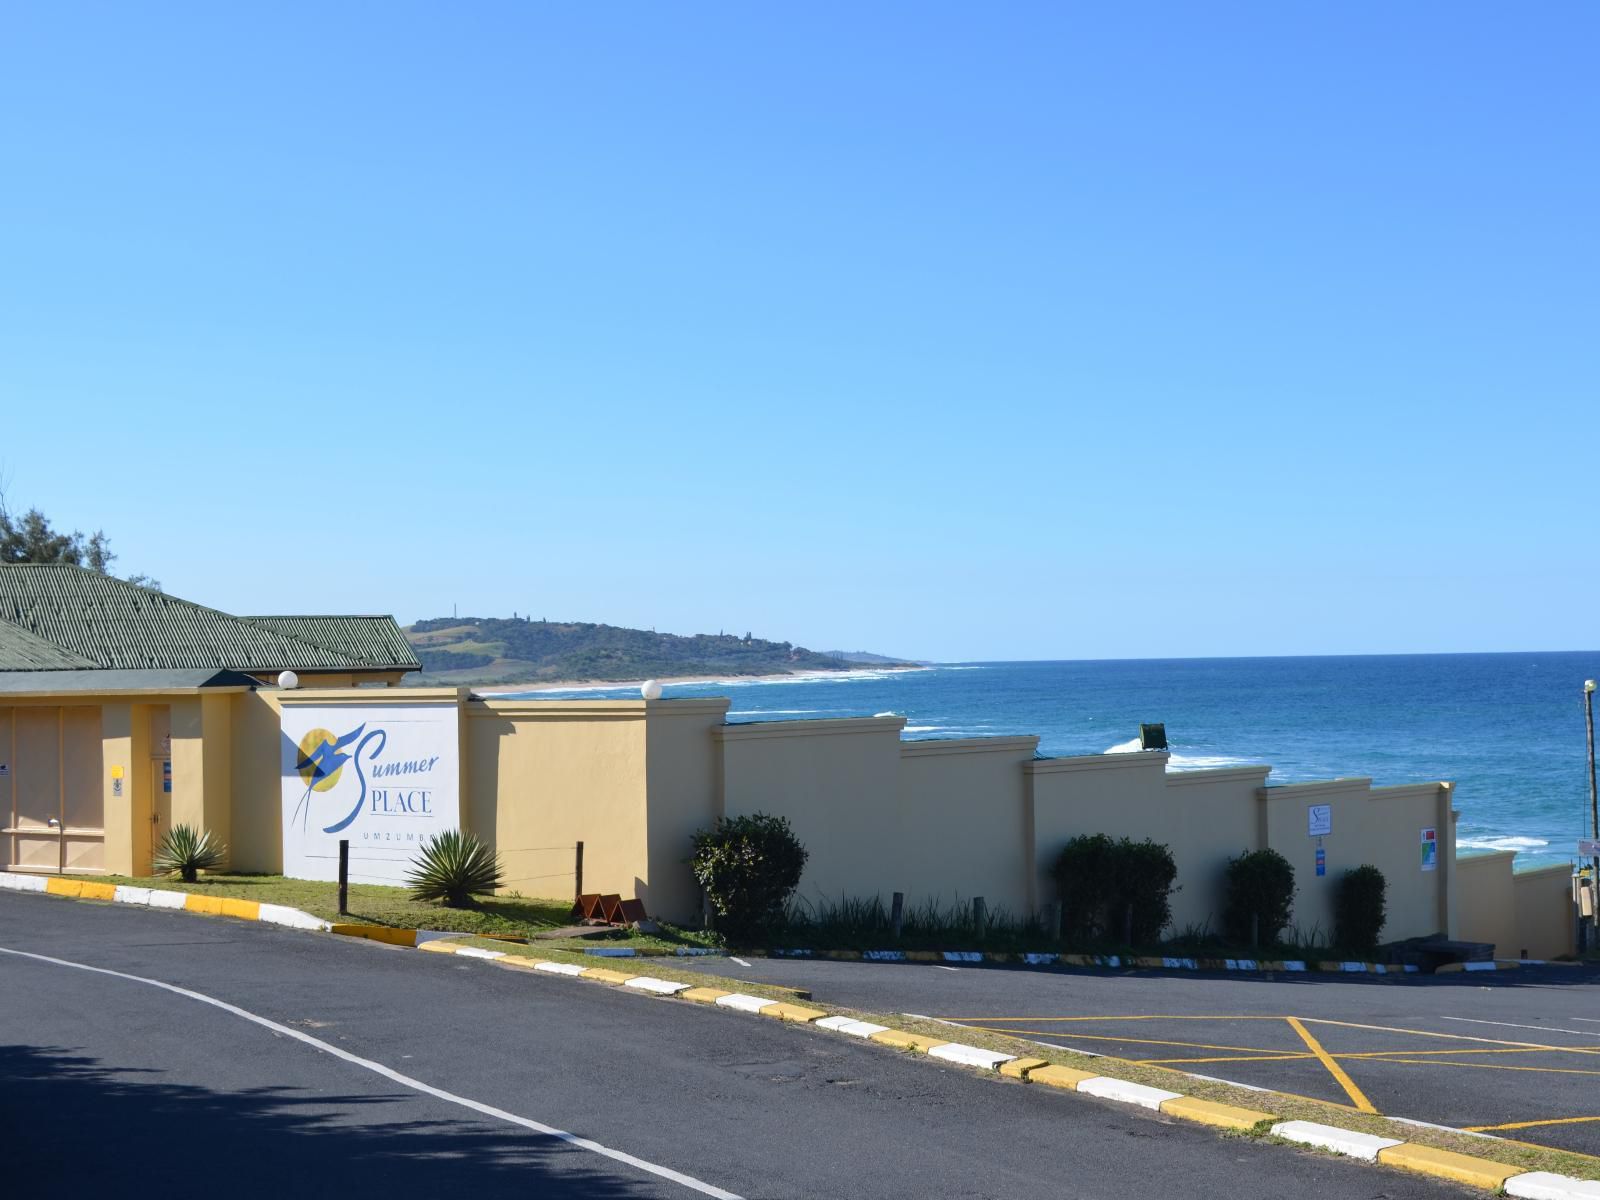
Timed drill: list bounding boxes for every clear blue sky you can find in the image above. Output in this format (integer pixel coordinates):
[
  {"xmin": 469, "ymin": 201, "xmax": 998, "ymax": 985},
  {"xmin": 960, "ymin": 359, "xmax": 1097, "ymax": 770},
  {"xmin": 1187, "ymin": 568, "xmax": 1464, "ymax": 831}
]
[{"xmin": 2, "ymin": 4, "xmax": 1595, "ymax": 662}]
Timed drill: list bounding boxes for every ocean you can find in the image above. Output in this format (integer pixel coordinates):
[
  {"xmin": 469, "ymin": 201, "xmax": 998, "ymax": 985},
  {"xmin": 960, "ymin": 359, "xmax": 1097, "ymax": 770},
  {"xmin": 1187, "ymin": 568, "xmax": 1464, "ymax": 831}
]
[{"xmin": 509, "ymin": 653, "xmax": 1600, "ymax": 871}]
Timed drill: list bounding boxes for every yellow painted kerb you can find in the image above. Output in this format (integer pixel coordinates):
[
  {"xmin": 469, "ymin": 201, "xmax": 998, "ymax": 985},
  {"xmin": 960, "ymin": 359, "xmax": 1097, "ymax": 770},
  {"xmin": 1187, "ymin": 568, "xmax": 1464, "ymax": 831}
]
[
  {"xmin": 869, "ymin": 1029, "xmax": 947, "ymax": 1053},
  {"xmin": 1374, "ymin": 1143, "xmax": 1521, "ymax": 1189},
  {"xmin": 1158, "ymin": 1096, "xmax": 1276, "ymax": 1131}
]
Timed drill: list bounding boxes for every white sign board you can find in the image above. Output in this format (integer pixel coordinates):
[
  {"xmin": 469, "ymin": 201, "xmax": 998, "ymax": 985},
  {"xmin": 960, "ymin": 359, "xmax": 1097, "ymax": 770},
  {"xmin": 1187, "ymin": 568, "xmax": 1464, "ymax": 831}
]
[
  {"xmin": 1307, "ymin": 804, "xmax": 1333, "ymax": 838},
  {"xmin": 280, "ymin": 702, "xmax": 460, "ymax": 885}
]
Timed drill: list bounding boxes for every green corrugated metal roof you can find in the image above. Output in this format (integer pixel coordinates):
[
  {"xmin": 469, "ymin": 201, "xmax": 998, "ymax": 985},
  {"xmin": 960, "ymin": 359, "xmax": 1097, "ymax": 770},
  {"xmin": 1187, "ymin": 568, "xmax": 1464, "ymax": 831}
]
[
  {"xmin": 0, "ymin": 564, "xmax": 416, "ymax": 674},
  {"xmin": 0, "ymin": 620, "xmax": 99, "ymax": 669},
  {"xmin": 0, "ymin": 668, "xmax": 257, "ymax": 693},
  {"xmin": 244, "ymin": 615, "xmax": 419, "ymax": 670}
]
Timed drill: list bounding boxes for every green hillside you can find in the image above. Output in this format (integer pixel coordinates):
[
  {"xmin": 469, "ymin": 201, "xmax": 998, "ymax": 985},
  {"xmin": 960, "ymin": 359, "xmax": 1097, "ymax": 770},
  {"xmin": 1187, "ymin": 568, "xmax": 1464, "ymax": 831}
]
[{"xmin": 407, "ymin": 616, "xmax": 908, "ymax": 686}]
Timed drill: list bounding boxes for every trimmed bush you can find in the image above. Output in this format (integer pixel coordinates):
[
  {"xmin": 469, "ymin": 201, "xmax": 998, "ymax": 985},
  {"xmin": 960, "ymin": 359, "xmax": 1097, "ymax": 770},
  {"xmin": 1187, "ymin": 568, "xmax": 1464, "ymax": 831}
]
[
  {"xmin": 690, "ymin": 812, "xmax": 808, "ymax": 943},
  {"xmin": 406, "ymin": 829, "xmax": 504, "ymax": 907},
  {"xmin": 1335, "ymin": 864, "xmax": 1387, "ymax": 951},
  {"xmin": 1052, "ymin": 834, "xmax": 1178, "ymax": 945},
  {"xmin": 1222, "ymin": 848, "xmax": 1296, "ymax": 946},
  {"xmin": 152, "ymin": 824, "xmax": 227, "ymax": 883}
]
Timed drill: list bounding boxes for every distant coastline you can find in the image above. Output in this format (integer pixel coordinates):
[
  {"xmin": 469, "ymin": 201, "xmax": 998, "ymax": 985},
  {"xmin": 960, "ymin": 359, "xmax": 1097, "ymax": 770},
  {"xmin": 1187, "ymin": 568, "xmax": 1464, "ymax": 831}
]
[{"xmin": 476, "ymin": 662, "xmax": 929, "ymax": 697}]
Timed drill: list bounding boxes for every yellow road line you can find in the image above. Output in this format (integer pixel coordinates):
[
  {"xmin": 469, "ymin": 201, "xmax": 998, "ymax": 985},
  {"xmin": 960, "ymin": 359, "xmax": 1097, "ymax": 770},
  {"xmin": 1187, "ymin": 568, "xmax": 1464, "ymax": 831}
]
[
  {"xmin": 1138, "ymin": 1053, "xmax": 1317, "ymax": 1065},
  {"xmin": 1301, "ymin": 1017, "xmax": 1600, "ymax": 1056},
  {"xmin": 1368, "ymin": 1058, "xmax": 1600, "ymax": 1078},
  {"xmin": 1465, "ymin": 1115, "xmax": 1600, "ymax": 1132},
  {"xmin": 968, "ymin": 1030, "xmax": 1300, "ymax": 1055},
  {"xmin": 1287, "ymin": 1016, "xmax": 1379, "ymax": 1114}
]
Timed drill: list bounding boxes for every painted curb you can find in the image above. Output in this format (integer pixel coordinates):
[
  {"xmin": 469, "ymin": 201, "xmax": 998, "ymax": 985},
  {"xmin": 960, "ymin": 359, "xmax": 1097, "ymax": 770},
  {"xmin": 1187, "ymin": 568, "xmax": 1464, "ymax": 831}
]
[
  {"xmin": 1271, "ymin": 1120, "xmax": 1403, "ymax": 1162},
  {"xmin": 1505, "ymin": 1172, "xmax": 1600, "ymax": 1198},
  {"xmin": 0, "ymin": 870, "xmax": 333, "ymax": 931},
  {"xmin": 1077, "ymin": 1076, "xmax": 1183, "ymax": 1111},
  {"xmin": 765, "ymin": 944, "xmax": 1422, "ymax": 976}
]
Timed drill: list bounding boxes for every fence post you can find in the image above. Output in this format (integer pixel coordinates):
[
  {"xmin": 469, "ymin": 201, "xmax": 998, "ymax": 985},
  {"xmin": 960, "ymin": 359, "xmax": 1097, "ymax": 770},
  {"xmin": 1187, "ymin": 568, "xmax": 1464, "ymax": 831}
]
[
  {"xmin": 891, "ymin": 891, "xmax": 904, "ymax": 940},
  {"xmin": 973, "ymin": 896, "xmax": 987, "ymax": 941},
  {"xmin": 338, "ymin": 839, "xmax": 349, "ymax": 916},
  {"xmin": 574, "ymin": 840, "xmax": 584, "ymax": 904}
]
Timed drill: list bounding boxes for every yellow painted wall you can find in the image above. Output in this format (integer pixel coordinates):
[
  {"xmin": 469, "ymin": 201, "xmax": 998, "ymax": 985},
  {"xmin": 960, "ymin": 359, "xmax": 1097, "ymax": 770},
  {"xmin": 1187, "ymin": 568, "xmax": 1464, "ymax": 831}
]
[
  {"xmin": 1259, "ymin": 779, "xmax": 1452, "ymax": 945},
  {"xmin": 1455, "ymin": 851, "xmax": 1518, "ymax": 954},
  {"xmin": 717, "ymin": 718, "xmax": 906, "ymax": 917},
  {"xmin": 229, "ymin": 691, "xmax": 284, "ymax": 873},
  {"xmin": 897, "ymin": 738, "xmax": 1038, "ymax": 916},
  {"xmin": 1509, "ymin": 864, "xmax": 1577, "ymax": 960},
  {"xmin": 644, "ymin": 700, "xmax": 728, "ymax": 920},
  {"xmin": 467, "ymin": 699, "xmax": 650, "ymax": 909}
]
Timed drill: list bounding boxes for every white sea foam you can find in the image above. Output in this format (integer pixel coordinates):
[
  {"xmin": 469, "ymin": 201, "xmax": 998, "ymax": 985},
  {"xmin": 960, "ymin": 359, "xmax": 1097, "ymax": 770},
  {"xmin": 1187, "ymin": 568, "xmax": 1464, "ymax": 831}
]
[
  {"xmin": 1457, "ymin": 836, "xmax": 1550, "ymax": 852},
  {"xmin": 1105, "ymin": 737, "xmax": 1143, "ymax": 754},
  {"xmin": 1168, "ymin": 754, "xmax": 1253, "ymax": 771},
  {"xmin": 902, "ymin": 725, "xmax": 943, "ymax": 733}
]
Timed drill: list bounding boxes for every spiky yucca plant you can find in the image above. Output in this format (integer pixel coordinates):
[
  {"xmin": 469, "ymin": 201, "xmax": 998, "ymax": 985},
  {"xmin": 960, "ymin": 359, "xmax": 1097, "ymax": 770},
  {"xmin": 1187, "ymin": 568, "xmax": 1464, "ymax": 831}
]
[
  {"xmin": 406, "ymin": 830, "xmax": 504, "ymax": 907},
  {"xmin": 152, "ymin": 824, "xmax": 227, "ymax": 883}
]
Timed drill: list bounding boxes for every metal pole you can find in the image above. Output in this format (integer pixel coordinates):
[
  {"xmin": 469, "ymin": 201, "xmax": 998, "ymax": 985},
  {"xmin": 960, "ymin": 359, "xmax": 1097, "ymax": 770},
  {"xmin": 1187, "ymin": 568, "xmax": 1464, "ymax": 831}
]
[
  {"xmin": 1586, "ymin": 681, "xmax": 1597, "ymax": 945},
  {"xmin": 338, "ymin": 839, "xmax": 349, "ymax": 916},
  {"xmin": 575, "ymin": 840, "xmax": 584, "ymax": 904}
]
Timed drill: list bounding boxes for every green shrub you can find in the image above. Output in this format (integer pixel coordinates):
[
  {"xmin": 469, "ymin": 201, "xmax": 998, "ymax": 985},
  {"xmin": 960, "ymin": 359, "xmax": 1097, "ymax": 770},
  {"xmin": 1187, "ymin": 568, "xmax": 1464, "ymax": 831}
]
[
  {"xmin": 1222, "ymin": 848, "xmax": 1296, "ymax": 945},
  {"xmin": 1051, "ymin": 834, "xmax": 1178, "ymax": 944},
  {"xmin": 406, "ymin": 829, "xmax": 504, "ymax": 907},
  {"xmin": 1334, "ymin": 864, "xmax": 1387, "ymax": 951},
  {"xmin": 152, "ymin": 824, "xmax": 226, "ymax": 883},
  {"xmin": 690, "ymin": 812, "xmax": 808, "ymax": 943}
]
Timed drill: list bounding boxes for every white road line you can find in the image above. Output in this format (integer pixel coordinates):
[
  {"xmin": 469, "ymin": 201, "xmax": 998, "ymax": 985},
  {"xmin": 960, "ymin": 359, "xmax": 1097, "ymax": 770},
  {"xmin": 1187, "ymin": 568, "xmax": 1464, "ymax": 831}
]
[
  {"xmin": 0, "ymin": 945, "xmax": 743, "ymax": 1199},
  {"xmin": 1571, "ymin": 1018, "xmax": 1600, "ymax": 1026},
  {"xmin": 1437, "ymin": 1016, "xmax": 1600, "ymax": 1040},
  {"xmin": 729, "ymin": 957, "xmax": 750, "ymax": 968},
  {"xmin": 933, "ymin": 965, "xmax": 960, "ymax": 973}
]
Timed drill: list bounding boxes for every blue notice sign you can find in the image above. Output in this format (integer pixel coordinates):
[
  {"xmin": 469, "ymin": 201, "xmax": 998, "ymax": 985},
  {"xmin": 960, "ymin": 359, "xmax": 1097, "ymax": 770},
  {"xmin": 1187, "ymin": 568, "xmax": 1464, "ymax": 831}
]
[
  {"xmin": 162, "ymin": 760, "xmax": 172, "ymax": 793},
  {"xmin": 1315, "ymin": 846, "xmax": 1327, "ymax": 877}
]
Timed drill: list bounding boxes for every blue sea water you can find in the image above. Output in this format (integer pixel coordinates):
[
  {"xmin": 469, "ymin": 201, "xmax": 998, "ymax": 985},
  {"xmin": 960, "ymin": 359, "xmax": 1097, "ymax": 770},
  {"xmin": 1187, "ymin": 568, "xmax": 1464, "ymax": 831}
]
[{"xmin": 511, "ymin": 653, "xmax": 1600, "ymax": 871}]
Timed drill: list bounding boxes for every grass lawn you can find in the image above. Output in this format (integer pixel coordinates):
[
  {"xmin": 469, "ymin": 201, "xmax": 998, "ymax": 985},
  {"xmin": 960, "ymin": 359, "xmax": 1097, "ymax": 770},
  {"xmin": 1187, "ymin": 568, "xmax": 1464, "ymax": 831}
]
[
  {"xmin": 97, "ymin": 873, "xmax": 575, "ymax": 938},
  {"xmin": 93, "ymin": 871, "xmax": 722, "ymax": 949}
]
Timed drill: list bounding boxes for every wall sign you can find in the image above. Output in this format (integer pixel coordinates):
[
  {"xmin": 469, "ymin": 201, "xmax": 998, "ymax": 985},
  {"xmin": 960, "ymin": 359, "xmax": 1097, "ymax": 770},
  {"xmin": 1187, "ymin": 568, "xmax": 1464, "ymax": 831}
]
[
  {"xmin": 0, "ymin": 761, "xmax": 8, "ymax": 777},
  {"xmin": 1420, "ymin": 827, "xmax": 1438, "ymax": 872},
  {"xmin": 1315, "ymin": 846, "xmax": 1327, "ymax": 877},
  {"xmin": 279, "ymin": 702, "xmax": 460, "ymax": 885},
  {"xmin": 1308, "ymin": 804, "xmax": 1332, "ymax": 838}
]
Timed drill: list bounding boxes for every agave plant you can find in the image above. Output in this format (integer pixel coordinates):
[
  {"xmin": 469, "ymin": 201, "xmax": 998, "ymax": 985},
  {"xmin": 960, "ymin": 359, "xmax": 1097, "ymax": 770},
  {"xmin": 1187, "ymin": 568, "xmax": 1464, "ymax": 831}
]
[
  {"xmin": 153, "ymin": 824, "xmax": 227, "ymax": 883},
  {"xmin": 406, "ymin": 829, "xmax": 504, "ymax": 907}
]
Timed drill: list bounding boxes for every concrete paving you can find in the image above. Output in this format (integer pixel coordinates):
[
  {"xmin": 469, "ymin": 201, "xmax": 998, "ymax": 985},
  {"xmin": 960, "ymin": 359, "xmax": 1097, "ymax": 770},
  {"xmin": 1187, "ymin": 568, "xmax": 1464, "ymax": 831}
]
[
  {"xmin": 670, "ymin": 954, "xmax": 1600, "ymax": 1156},
  {"xmin": 0, "ymin": 892, "xmax": 1476, "ymax": 1199}
]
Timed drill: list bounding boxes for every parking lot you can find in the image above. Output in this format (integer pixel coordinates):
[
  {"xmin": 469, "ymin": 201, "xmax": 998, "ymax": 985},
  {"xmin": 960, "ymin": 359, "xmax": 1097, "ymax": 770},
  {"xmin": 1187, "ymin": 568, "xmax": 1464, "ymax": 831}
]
[{"xmin": 677, "ymin": 956, "xmax": 1600, "ymax": 1156}]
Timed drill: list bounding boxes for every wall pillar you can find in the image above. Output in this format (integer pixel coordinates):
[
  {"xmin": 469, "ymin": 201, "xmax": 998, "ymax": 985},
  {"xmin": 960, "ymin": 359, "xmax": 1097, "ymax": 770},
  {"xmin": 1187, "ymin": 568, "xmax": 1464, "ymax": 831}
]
[{"xmin": 170, "ymin": 696, "xmax": 232, "ymax": 861}]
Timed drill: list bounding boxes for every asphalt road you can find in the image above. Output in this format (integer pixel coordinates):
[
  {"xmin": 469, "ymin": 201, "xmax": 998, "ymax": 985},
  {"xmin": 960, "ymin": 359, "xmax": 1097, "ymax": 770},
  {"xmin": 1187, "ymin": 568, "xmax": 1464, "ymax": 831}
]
[
  {"xmin": 0, "ymin": 894, "xmax": 1479, "ymax": 1200},
  {"xmin": 673, "ymin": 954, "xmax": 1600, "ymax": 1156}
]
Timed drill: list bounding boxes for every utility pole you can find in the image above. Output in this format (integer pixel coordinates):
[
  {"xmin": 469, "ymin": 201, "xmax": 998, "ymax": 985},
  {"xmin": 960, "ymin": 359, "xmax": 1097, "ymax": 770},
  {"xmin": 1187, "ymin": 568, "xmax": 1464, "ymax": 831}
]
[{"xmin": 1587, "ymin": 680, "xmax": 1598, "ymax": 948}]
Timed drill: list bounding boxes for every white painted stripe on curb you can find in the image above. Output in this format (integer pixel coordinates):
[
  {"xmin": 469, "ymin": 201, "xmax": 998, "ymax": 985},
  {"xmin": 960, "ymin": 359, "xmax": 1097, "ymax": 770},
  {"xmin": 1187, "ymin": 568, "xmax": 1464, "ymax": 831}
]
[
  {"xmin": 1282, "ymin": 961, "xmax": 1307, "ymax": 971},
  {"xmin": 0, "ymin": 946, "xmax": 743, "ymax": 1199},
  {"xmin": 714, "ymin": 993, "xmax": 773, "ymax": 1014},
  {"xmin": 1077, "ymin": 1076, "xmax": 1182, "ymax": 1110},
  {"xmin": 1270, "ymin": 1121, "xmax": 1402, "ymax": 1161},
  {"xmin": 113, "ymin": 885, "xmax": 155, "ymax": 905},
  {"xmin": 584, "ymin": 947, "xmax": 638, "ymax": 957},
  {"xmin": 0, "ymin": 873, "xmax": 47, "ymax": 892},
  {"xmin": 1504, "ymin": 1171, "xmax": 1600, "ymax": 1199},
  {"xmin": 674, "ymin": 947, "xmax": 721, "ymax": 956},
  {"xmin": 258, "ymin": 903, "xmax": 329, "ymax": 931},
  {"xmin": 1023, "ymin": 953, "xmax": 1058, "ymax": 965},
  {"xmin": 1464, "ymin": 961, "xmax": 1498, "ymax": 972},
  {"xmin": 454, "ymin": 947, "xmax": 507, "ymax": 961},
  {"xmin": 1340, "ymin": 961, "xmax": 1366, "ymax": 973},
  {"xmin": 534, "ymin": 961, "xmax": 587, "ymax": 976},
  {"xmin": 815, "ymin": 1017, "xmax": 890, "ymax": 1038},
  {"xmin": 943, "ymin": 951, "xmax": 983, "ymax": 963},
  {"xmin": 927, "ymin": 1043, "xmax": 1015, "ymax": 1070},
  {"xmin": 146, "ymin": 890, "xmax": 188, "ymax": 910},
  {"xmin": 863, "ymin": 950, "xmax": 906, "ymax": 962},
  {"xmin": 625, "ymin": 977, "xmax": 690, "ymax": 995}
]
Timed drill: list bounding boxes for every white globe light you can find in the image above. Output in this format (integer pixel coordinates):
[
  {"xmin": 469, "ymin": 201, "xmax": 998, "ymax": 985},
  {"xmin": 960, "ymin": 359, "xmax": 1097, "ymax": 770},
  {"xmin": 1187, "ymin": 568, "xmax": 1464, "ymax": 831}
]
[
  {"xmin": 641, "ymin": 679, "xmax": 663, "ymax": 701},
  {"xmin": 277, "ymin": 670, "xmax": 300, "ymax": 690}
]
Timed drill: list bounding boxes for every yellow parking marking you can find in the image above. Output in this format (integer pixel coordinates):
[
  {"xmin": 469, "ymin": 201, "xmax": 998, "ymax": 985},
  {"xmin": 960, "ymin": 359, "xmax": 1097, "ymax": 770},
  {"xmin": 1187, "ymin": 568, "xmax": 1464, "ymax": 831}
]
[
  {"xmin": 968, "ymin": 1029, "xmax": 1303, "ymax": 1056},
  {"xmin": 1368, "ymin": 1058, "xmax": 1600, "ymax": 1078},
  {"xmin": 1465, "ymin": 1116, "xmax": 1600, "ymax": 1132},
  {"xmin": 1302, "ymin": 1017, "xmax": 1600, "ymax": 1056},
  {"xmin": 1287, "ymin": 1016, "xmax": 1378, "ymax": 1113},
  {"xmin": 1138, "ymin": 1053, "xmax": 1317, "ymax": 1065},
  {"xmin": 942, "ymin": 1014, "xmax": 1283, "ymax": 1023}
]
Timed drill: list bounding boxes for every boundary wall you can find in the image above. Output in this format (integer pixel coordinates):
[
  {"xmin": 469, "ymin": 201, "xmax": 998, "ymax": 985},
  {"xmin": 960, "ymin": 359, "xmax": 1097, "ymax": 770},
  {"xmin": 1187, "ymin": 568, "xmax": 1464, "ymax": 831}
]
[{"xmin": 1, "ymin": 688, "xmax": 1577, "ymax": 957}]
